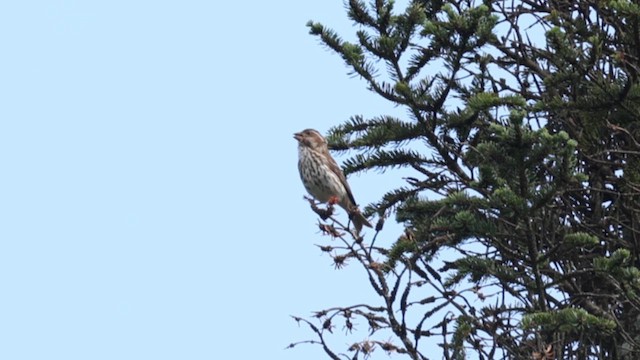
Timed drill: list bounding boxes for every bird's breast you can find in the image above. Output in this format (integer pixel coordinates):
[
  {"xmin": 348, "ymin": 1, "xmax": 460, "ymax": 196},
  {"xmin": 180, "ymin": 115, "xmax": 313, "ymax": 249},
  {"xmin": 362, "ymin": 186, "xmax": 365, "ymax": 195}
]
[{"xmin": 297, "ymin": 147, "xmax": 347, "ymax": 204}]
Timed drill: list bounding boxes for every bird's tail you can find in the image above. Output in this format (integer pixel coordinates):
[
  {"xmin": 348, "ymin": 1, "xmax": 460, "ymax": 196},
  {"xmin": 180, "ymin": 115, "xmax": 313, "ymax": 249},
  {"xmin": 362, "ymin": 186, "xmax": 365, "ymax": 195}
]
[{"xmin": 348, "ymin": 207, "xmax": 373, "ymax": 233}]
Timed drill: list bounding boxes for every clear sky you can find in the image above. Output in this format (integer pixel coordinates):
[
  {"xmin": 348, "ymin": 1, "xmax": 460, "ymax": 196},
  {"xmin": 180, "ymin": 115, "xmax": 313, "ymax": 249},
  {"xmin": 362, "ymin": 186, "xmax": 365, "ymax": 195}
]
[{"xmin": 0, "ymin": 1, "xmax": 411, "ymax": 359}]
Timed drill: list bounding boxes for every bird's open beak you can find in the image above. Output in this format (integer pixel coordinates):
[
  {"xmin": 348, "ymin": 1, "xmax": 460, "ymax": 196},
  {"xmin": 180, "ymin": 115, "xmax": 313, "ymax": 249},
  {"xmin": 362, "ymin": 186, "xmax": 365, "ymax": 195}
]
[{"xmin": 293, "ymin": 132, "xmax": 302, "ymax": 141}]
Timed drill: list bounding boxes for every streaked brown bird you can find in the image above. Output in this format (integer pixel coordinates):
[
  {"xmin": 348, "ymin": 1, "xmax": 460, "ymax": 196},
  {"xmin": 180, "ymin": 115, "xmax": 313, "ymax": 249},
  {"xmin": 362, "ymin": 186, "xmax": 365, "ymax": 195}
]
[{"xmin": 294, "ymin": 129, "xmax": 372, "ymax": 232}]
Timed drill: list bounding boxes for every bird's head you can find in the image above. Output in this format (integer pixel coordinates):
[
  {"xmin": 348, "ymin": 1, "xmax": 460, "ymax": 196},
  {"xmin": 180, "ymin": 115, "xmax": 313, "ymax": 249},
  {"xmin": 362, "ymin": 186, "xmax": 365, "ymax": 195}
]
[{"xmin": 294, "ymin": 129, "xmax": 327, "ymax": 151}]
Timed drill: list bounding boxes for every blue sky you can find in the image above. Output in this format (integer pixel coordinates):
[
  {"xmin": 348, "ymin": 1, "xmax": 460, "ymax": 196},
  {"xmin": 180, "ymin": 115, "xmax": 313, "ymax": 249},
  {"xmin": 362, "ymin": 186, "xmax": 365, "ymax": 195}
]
[{"xmin": 0, "ymin": 1, "xmax": 412, "ymax": 359}]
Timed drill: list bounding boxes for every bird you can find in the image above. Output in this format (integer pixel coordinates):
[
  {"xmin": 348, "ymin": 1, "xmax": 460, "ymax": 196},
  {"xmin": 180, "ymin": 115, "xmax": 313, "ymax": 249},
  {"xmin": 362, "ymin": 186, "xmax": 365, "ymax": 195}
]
[{"xmin": 294, "ymin": 128, "xmax": 372, "ymax": 232}]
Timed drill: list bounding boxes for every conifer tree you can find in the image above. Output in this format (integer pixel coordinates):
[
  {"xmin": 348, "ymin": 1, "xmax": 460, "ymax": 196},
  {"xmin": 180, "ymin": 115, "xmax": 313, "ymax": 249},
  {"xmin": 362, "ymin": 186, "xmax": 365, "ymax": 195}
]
[{"xmin": 289, "ymin": 0, "xmax": 640, "ymax": 359}]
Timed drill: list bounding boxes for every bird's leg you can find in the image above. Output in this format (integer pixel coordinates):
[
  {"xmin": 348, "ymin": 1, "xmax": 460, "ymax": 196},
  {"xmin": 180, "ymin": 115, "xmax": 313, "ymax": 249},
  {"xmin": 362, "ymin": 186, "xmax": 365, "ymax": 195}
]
[
  {"xmin": 329, "ymin": 195, "xmax": 354, "ymax": 230},
  {"xmin": 304, "ymin": 195, "xmax": 334, "ymax": 220}
]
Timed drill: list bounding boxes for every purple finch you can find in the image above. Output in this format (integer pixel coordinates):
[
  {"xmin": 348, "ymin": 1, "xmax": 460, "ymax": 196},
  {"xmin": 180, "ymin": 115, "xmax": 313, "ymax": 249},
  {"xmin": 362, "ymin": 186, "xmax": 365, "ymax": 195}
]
[{"xmin": 294, "ymin": 129, "xmax": 372, "ymax": 232}]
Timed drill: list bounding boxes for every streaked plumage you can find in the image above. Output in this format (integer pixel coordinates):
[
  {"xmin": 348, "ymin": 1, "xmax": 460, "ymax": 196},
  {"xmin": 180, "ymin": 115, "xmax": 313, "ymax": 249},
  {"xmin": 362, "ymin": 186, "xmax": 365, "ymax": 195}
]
[{"xmin": 294, "ymin": 129, "xmax": 372, "ymax": 232}]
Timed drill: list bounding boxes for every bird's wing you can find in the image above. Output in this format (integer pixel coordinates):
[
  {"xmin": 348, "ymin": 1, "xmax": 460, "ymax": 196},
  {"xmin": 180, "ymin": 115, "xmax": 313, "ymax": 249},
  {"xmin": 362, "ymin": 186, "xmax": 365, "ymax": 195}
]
[{"xmin": 323, "ymin": 149, "xmax": 358, "ymax": 207}]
